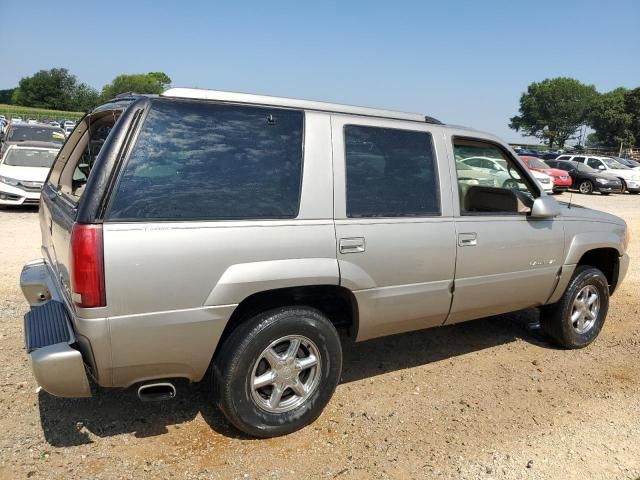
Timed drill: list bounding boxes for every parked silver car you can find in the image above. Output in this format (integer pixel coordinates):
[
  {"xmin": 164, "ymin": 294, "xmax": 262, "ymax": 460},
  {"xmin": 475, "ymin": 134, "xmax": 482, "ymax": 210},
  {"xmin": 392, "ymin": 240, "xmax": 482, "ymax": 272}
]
[{"xmin": 20, "ymin": 89, "xmax": 630, "ymax": 437}]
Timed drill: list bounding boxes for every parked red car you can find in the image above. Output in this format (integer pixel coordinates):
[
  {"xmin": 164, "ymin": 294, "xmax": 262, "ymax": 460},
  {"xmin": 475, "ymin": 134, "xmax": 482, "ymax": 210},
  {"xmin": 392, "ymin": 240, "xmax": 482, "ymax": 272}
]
[{"xmin": 519, "ymin": 155, "xmax": 572, "ymax": 193}]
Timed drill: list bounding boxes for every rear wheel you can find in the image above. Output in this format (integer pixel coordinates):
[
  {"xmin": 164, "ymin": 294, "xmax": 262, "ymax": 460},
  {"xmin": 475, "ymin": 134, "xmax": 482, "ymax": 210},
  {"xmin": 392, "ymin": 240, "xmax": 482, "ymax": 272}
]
[
  {"xmin": 541, "ymin": 266, "xmax": 609, "ymax": 349},
  {"xmin": 212, "ymin": 307, "xmax": 342, "ymax": 438},
  {"xmin": 578, "ymin": 180, "xmax": 594, "ymax": 194}
]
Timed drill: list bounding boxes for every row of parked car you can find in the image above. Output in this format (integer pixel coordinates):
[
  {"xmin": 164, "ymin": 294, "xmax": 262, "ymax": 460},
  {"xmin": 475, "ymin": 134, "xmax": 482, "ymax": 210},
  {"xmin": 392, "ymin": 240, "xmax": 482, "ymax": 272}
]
[
  {"xmin": 0, "ymin": 120, "xmax": 65, "ymax": 206},
  {"xmin": 1, "ymin": 114, "xmax": 639, "ymax": 209}
]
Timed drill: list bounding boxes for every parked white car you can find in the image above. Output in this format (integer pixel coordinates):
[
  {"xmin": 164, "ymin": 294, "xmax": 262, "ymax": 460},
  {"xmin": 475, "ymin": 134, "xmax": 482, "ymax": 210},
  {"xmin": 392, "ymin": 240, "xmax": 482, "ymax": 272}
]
[
  {"xmin": 556, "ymin": 154, "xmax": 640, "ymax": 193},
  {"xmin": 0, "ymin": 144, "xmax": 59, "ymax": 206},
  {"xmin": 461, "ymin": 156, "xmax": 554, "ymax": 193}
]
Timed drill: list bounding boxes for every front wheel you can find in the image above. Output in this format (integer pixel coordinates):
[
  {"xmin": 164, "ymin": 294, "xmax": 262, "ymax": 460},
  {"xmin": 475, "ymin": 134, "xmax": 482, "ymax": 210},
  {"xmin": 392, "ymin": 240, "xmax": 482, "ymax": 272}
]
[
  {"xmin": 503, "ymin": 179, "xmax": 519, "ymax": 190},
  {"xmin": 213, "ymin": 307, "xmax": 342, "ymax": 438},
  {"xmin": 578, "ymin": 180, "xmax": 594, "ymax": 194},
  {"xmin": 540, "ymin": 266, "xmax": 609, "ymax": 349},
  {"xmin": 620, "ymin": 179, "xmax": 627, "ymax": 192}
]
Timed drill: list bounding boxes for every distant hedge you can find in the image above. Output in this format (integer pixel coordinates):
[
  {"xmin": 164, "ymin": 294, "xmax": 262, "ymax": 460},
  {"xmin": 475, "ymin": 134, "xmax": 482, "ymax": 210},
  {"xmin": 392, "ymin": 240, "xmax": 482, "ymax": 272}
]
[{"xmin": 0, "ymin": 104, "xmax": 84, "ymax": 122}]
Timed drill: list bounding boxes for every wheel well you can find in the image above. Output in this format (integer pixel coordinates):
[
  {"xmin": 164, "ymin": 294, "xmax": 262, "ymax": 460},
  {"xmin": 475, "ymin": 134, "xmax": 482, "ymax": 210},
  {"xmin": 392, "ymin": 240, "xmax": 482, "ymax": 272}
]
[
  {"xmin": 214, "ymin": 285, "xmax": 358, "ymax": 357},
  {"xmin": 577, "ymin": 248, "xmax": 620, "ymax": 293}
]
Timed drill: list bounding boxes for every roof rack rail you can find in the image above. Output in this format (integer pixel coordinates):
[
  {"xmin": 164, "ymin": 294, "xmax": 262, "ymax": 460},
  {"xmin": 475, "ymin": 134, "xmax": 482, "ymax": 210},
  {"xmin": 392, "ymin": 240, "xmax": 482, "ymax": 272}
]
[
  {"xmin": 424, "ymin": 115, "xmax": 443, "ymax": 125},
  {"xmin": 161, "ymin": 87, "xmax": 441, "ymax": 124},
  {"xmin": 114, "ymin": 92, "xmax": 138, "ymax": 99}
]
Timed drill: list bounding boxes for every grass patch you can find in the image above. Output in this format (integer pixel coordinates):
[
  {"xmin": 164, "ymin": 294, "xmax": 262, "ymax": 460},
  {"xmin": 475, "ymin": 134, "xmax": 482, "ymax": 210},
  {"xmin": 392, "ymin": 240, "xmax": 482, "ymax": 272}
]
[{"xmin": 0, "ymin": 104, "xmax": 84, "ymax": 121}]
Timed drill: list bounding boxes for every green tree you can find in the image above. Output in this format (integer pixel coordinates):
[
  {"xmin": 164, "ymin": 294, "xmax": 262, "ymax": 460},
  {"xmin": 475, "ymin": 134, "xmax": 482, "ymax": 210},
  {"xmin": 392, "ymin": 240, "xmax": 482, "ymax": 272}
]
[
  {"xmin": 101, "ymin": 72, "xmax": 172, "ymax": 100},
  {"xmin": 71, "ymin": 83, "xmax": 101, "ymax": 111},
  {"xmin": 0, "ymin": 88, "xmax": 15, "ymax": 104},
  {"xmin": 625, "ymin": 88, "xmax": 640, "ymax": 147},
  {"xmin": 587, "ymin": 88, "xmax": 634, "ymax": 147},
  {"xmin": 12, "ymin": 68, "xmax": 79, "ymax": 110},
  {"xmin": 509, "ymin": 77, "xmax": 597, "ymax": 149}
]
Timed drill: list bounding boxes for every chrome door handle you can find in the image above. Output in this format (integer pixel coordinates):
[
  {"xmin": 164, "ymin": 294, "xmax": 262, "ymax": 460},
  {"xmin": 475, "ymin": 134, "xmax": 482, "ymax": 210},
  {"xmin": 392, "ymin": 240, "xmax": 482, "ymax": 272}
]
[
  {"xmin": 339, "ymin": 237, "xmax": 365, "ymax": 254},
  {"xmin": 458, "ymin": 233, "xmax": 477, "ymax": 247}
]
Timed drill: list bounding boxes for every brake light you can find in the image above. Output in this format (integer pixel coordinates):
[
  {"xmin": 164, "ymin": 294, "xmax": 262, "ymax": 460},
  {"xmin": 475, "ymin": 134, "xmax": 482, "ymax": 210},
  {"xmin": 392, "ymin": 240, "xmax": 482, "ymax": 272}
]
[{"xmin": 70, "ymin": 223, "xmax": 106, "ymax": 308}]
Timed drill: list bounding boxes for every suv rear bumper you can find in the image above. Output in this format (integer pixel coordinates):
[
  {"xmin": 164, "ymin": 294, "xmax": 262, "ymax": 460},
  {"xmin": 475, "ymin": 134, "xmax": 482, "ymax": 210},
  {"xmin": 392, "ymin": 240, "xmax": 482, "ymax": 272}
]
[{"xmin": 20, "ymin": 259, "xmax": 91, "ymax": 398}]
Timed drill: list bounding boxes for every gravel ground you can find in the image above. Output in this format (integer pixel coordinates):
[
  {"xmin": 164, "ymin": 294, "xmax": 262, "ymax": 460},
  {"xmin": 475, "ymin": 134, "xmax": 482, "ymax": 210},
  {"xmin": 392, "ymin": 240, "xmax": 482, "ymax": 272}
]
[{"xmin": 1, "ymin": 193, "xmax": 639, "ymax": 480}]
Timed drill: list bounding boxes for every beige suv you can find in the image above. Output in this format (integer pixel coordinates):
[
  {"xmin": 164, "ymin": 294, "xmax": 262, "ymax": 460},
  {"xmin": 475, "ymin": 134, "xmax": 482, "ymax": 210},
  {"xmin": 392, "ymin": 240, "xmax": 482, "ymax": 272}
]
[{"xmin": 21, "ymin": 89, "xmax": 630, "ymax": 437}]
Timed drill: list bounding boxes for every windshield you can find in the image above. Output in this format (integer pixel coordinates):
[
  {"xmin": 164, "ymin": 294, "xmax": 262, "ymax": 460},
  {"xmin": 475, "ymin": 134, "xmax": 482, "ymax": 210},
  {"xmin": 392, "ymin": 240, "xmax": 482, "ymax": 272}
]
[
  {"xmin": 526, "ymin": 157, "xmax": 549, "ymax": 169},
  {"xmin": 602, "ymin": 157, "xmax": 628, "ymax": 169},
  {"xmin": 574, "ymin": 162, "xmax": 595, "ymax": 173},
  {"xmin": 7, "ymin": 126, "xmax": 65, "ymax": 144},
  {"xmin": 3, "ymin": 148, "xmax": 58, "ymax": 168}
]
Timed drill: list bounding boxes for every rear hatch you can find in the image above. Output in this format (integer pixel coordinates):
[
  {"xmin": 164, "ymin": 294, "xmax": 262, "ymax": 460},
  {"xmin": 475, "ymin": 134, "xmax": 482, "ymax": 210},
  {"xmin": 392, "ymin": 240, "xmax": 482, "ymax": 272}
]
[{"xmin": 40, "ymin": 98, "xmax": 143, "ymax": 309}]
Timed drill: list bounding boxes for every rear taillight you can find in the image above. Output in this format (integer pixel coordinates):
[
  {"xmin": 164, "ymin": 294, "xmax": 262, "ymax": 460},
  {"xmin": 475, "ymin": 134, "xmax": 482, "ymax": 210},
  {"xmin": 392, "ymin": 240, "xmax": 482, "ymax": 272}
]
[{"xmin": 70, "ymin": 223, "xmax": 106, "ymax": 308}]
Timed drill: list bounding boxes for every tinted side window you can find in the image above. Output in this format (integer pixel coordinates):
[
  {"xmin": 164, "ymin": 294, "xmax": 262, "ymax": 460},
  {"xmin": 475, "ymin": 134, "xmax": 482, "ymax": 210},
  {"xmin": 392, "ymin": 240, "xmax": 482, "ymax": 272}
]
[
  {"xmin": 109, "ymin": 100, "xmax": 304, "ymax": 220},
  {"xmin": 344, "ymin": 125, "xmax": 438, "ymax": 217},
  {"xmin": 573, "ymin": 156, "xmax": 586, "ymax": 163},
  {"xmin": 586, "ymin": 158, "xmax": 602, "ymax": 169}
]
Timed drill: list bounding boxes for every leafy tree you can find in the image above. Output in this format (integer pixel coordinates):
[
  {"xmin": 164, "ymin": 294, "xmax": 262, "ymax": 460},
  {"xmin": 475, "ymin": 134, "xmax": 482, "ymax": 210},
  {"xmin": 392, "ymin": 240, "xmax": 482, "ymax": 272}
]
[
  {"xmin": 12, "ymin": 68, "xmax": 79, "ymax": 110},
  {"xmin": 587, "ymin": 88, "xmax": 634, "ymax": 147},
  {"xmin": 72, "ymin": 83, "xmax": 100, "ymax": 111},
  {"xmin": 509, "ymin": 77, "xmax": 597, "ymax": 149},
  {"xmin": 101, "ymin": 72, "xmax": 172, "ymax": 100},
  {"xmin": 0, "ymin": 89, "xmax": 15, "ymax": 104},
  {"xmin": 625, "ymin": 88, "xmax": 640, "ymax": 147}
]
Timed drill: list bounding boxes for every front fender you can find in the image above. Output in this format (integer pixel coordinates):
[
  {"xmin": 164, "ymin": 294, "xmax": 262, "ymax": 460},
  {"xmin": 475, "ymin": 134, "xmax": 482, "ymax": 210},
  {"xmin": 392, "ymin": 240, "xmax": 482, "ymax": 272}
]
[
  {"xmin": 204, "ymin": 258, "xmax": 340, "ymax": 306},
  {"xmin": 564, "ymin": 231, "xmax": 625, "ymax": 265}
]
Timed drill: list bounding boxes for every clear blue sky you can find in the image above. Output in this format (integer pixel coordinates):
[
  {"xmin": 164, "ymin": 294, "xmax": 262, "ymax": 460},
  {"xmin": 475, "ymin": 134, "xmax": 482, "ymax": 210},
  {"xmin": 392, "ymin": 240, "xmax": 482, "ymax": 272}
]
[{"xmin": 1, "ymin": 0, "xmax": 638, "ymax": 142}]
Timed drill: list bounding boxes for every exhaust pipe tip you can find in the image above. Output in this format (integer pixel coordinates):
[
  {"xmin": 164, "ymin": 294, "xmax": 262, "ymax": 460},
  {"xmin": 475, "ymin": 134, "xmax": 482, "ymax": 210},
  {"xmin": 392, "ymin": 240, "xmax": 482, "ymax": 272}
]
[{"xmin": 137, "ymin": 382, "xmax": 176, "ymax": 402}]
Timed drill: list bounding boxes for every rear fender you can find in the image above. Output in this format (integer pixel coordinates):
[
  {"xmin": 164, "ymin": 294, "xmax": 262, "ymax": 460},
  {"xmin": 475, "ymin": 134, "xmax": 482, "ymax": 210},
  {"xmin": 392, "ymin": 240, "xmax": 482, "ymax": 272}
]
[{"xmin": 204, "ymin": 258, "xmax": 340, "ymax": 306}]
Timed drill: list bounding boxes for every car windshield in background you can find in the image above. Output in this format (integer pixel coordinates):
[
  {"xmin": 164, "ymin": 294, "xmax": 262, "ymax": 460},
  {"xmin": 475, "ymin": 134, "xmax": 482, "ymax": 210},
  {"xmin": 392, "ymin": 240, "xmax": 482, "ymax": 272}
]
[
  {"xmin": 573, "ymin": 162, "xmax": 596, "ymax": 173},
  {"xmin": 527, "ymin": 157, "xmax": 549, "ymax": 169},
  {"xmin": 7, "ymin": 126, "xmax": 65, "ymax": 144},
  {"xmin": 601, "ymin": 157, "xmax": 628, "ymax": 169},
  {"xmin": 3, "ymin": 148, "xmax": 58, "ymax": 168}
]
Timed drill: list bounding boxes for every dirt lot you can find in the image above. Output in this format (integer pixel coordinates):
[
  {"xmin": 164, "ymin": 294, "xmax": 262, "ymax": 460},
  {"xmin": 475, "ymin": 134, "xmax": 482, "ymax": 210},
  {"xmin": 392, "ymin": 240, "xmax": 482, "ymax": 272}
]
[{"xmin": 1, "ymin": 193, "xmax": 639, "ymax": 480}]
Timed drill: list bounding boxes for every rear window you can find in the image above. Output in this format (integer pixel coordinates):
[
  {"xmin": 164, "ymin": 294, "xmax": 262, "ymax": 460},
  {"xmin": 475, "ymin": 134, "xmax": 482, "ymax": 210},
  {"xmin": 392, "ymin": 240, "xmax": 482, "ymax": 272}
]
[
  {"xmin": 7, "ymin": 125, "xmax": 65, "ymax": 144},
  {"xmin": 108, "ymin": 99, "xmax": 304, "ymax": 220},
  {"xmin": 3, "ymin": 148, "xmax": 57, "ymax": 167}
]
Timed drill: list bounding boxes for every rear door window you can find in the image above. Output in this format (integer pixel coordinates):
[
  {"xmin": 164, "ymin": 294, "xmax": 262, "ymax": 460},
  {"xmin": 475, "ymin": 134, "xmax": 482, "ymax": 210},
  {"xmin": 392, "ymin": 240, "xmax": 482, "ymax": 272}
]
[
  {"xmin": 108, "ymin": 99, "xmax": 304, "ymax": 220},
  {"xmin": 344, "ymin": 125, "xmax": 439, "ymax": 217}
]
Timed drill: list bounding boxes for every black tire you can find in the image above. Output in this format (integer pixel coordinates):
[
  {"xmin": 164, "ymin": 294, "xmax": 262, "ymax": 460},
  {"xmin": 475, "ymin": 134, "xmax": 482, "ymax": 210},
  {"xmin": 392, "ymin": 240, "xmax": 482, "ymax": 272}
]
[
  {"xmin": 620, "ymin": 179, "xmax": 627, "ymax": 192},
  {"xmin": 578, "ymin": 180, "xmax": 593, "ymax": 194},
  {"xmin": 540, "ymin": 266, "xmax": 609, "ymax": 349},
  {"xmin": 503, "ymin": 179, "xmax": 519, "ymax": 190},
  {"xmin": 212, "ymin": 307, "xmax": 342, "ymax": 438},
  {"xmin": 630, "ymin": 191, "xmax": 640, "ymax": 195}
]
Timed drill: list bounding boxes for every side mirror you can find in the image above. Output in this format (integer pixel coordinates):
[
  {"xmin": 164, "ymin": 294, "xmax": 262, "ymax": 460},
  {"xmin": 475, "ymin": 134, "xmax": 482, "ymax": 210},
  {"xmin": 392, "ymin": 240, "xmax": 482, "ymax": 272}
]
[
  {"xmin": 598, "ymin": 165, "xmax": 605, "ymax": 170},
  {"xmin": 530, "ymin": 195, "xmax": 560, "ymax": 219}
]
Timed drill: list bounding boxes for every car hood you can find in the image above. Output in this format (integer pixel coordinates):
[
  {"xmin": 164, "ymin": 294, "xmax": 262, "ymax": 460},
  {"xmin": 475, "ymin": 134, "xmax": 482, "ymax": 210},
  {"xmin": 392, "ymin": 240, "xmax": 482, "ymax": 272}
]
[
  {"xmin": 594, "ymin": 172, "xmax": 621, "ymax": 182},
  {"xmin": 543, "ymin": 168, "xmax": 570, "ymax": 177},
  {"xmin": 0, "ymin": 163, "xmax": 50, "ymax": 182},
  {"xmin": 530, "ymin": 170, "xmax": 551, "ymax": 179},
  {"xmin": 606, "ymin": 168, "xmax": 638, "ymax": 179},
  {"xmin": 558, "ymin": 201, "xmax": 625, "ymax": 226}
]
